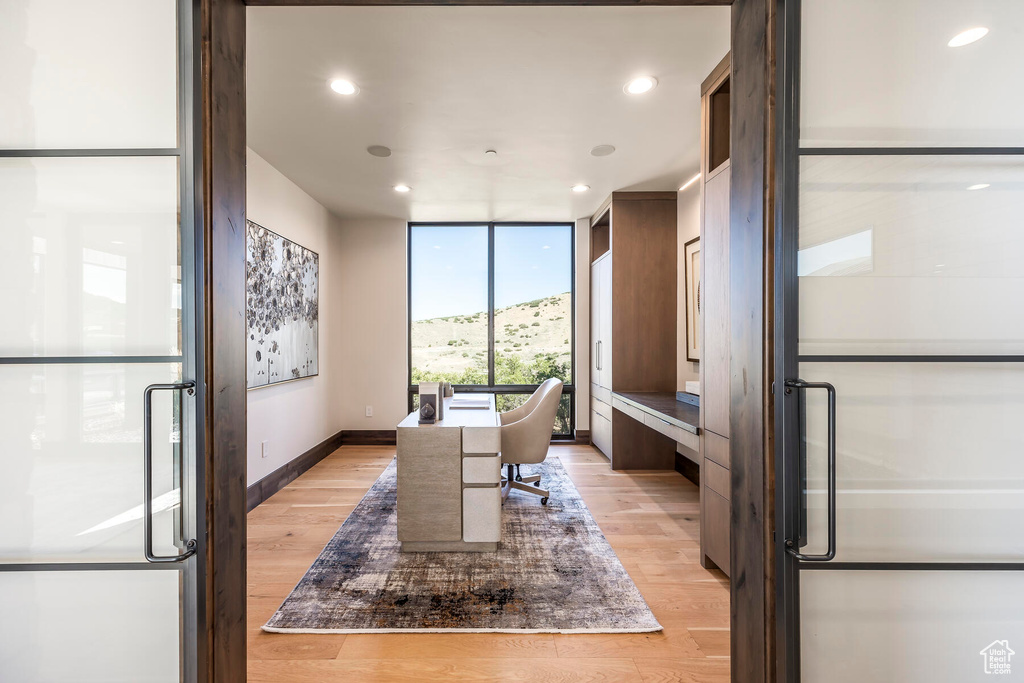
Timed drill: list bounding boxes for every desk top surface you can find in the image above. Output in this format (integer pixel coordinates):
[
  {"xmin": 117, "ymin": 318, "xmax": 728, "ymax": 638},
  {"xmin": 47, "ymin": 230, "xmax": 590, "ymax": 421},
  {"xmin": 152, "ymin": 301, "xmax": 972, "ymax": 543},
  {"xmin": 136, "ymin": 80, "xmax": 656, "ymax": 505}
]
[
  {"xmin": 398, "ymin": 394, "xmax": 500, "ymax": 429},
  {"xmin": 612, "ymin": 391, "xmax": 700, "ymax": 434}
]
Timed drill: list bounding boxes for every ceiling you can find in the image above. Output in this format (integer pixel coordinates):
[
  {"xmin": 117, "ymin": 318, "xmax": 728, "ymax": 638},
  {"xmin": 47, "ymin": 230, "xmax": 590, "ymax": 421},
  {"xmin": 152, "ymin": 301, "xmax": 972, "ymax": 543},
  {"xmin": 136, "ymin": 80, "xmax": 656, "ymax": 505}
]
[{"xmin": 246, "ymin": 6, "xmax": 730, "ymax": 222}]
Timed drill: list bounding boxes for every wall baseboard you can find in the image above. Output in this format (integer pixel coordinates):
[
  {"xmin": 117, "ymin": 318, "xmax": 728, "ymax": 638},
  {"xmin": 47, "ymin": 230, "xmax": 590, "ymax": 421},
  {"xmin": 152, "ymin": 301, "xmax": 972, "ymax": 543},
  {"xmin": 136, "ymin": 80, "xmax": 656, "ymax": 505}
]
[
  {"xmin": 573, "ymin": 430, "xmax": 590, "ymax": 445},
  {"xmin": 246, "ymin": 429, "xmax": 345, "ymax": 512},
  {"xmin": 341, "ymin": 429, "xmax": 397, "ymax": 446},
  {"xmin": 675, "ymin": 451, "xmax": 700, "ymax": 486}
]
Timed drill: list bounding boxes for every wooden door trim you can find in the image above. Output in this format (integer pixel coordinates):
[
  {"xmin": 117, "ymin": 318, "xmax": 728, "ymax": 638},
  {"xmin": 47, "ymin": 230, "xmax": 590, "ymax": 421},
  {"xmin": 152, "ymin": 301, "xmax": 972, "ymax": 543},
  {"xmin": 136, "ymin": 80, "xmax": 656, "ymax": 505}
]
[{"xmin": 203, "ymin": 2, "xmax": 775, "ymax": 682}]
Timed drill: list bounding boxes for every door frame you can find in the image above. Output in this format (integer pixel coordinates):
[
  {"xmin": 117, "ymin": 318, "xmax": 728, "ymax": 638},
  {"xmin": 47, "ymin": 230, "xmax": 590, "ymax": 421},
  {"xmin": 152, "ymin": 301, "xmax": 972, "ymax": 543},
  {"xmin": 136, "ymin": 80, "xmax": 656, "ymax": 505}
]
[{"xmin": 200, "ymin": 1, "xmax": 776, "ymax": 682}]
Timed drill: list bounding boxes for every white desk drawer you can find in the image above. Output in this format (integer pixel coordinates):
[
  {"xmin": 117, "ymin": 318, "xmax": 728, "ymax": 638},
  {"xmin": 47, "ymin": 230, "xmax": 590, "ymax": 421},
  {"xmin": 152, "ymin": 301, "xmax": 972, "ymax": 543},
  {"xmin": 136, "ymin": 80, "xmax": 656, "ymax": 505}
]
[
  {"xmin": 463, "ymin": 486, "xmax": 501, "ymax": 542},
  {"xmin": 643, "ymin": 412, "xmax": 698, "ymax": 450},
  {"xmin": 592, "ymin": 396, "xmax": 612, "ymax": 421},
  {"xmin": 591, "ymin": 383, "xmax": 612, "ymax": 406},
  {"xmin": 463, "ymin": 454, "xmax": 501, "ymax": 484},
  {"xmin": 612, "ymin": 397, "xmax": 645, "ymax": 424}
]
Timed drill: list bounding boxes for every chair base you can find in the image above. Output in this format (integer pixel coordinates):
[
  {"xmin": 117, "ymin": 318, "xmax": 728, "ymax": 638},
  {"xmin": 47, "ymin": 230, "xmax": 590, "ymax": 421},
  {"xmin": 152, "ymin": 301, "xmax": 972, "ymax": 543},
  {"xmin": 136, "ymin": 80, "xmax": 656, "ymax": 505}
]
[{"xmin": 501, "ymin": 468, "xmax": 550, "ymax": 504}]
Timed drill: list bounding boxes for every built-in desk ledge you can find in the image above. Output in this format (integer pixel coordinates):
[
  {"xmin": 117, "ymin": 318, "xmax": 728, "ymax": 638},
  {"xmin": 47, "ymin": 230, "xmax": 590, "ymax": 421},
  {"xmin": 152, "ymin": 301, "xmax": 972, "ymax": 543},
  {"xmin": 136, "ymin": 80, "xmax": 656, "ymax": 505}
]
[{"xmin": 611, "ymin": 391, "xmax": 700, "ymax": 435}]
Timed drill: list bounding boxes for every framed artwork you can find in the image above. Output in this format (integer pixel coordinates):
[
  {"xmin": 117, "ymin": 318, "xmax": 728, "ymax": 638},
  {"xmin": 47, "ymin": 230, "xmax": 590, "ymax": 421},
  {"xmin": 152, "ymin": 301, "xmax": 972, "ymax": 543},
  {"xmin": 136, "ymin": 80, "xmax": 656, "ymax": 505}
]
[
  {"xmin": 684, "ymin": 236, "xmax": 701, "ymax": 362},
  {"xmin": 246, "ymin": 220, "xmax": 319, "ymax": 388}
]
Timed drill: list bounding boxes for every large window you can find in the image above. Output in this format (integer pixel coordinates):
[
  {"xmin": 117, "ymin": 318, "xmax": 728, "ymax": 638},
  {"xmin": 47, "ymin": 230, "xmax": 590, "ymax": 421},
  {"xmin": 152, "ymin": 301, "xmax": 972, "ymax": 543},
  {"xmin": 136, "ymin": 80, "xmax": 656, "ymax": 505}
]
[{"xmin": 409, "ymin": 223, "xmax": 574, "ymax": 436}]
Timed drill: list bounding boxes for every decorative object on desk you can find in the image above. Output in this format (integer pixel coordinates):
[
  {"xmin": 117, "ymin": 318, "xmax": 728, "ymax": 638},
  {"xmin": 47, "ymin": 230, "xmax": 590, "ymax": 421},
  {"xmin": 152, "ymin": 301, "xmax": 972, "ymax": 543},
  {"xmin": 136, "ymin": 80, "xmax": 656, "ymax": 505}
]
[
  {"xmin": 418, "ymin": 382, "xmax": 441, "ymax": 423},
  {"xmin": 442, "ymin": 381, "xmax": 454, "ymax": 398},
  {"xmin": 262, "ymin": 457, "xmax": 661, "ymax": 634},
  {"xmin": 684, "ymin": 236, "xmax": 701, "ymax": 362},
  {"xmin": 246, "ymin": 220, "xmax": 319, "ymax": 388},
  {"xmin": 417, "ymin": 399, "xmax": 436, "ymax": 424}
]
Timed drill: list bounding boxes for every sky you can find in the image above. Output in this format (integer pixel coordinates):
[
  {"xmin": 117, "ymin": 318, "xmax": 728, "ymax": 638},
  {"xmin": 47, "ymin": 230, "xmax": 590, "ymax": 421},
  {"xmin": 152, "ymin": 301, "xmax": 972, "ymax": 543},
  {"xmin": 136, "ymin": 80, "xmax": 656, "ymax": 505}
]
[{"xmin": 410, "ymin": 224, "xmax": 572, "ymax": 321}]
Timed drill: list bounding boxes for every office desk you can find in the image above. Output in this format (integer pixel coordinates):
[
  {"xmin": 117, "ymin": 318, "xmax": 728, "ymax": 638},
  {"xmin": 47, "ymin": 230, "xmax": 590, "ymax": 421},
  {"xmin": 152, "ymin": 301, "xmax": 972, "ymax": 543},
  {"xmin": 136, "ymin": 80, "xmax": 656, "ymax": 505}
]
[
  {"xmin": 396, "ymin": 394, "xmax": 502, "ymax": 552},
  {"xmin": 611, "ymin": 391, "xmax": 700, "ymax": 452}
]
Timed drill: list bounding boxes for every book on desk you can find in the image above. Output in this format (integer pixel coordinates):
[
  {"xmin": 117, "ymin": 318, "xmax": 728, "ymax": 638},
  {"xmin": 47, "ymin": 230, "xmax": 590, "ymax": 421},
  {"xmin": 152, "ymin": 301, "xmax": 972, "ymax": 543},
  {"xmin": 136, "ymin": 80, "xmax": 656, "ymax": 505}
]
[{"xmin": 450, "ymin": 395, "xmax": 491, "ymax": 409}]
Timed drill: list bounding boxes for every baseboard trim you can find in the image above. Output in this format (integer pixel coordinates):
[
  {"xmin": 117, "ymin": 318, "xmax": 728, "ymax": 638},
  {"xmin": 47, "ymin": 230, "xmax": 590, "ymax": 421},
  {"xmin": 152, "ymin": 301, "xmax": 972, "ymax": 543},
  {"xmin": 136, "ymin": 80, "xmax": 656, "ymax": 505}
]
[
  {"xmin": 675, "ymin": 451, "xmax": 700, "ymax": 486},
  {"xmin": 573, "ymin": 430, "xmax": 590, "ymax": 445},
  {"xmin": 341, "ymin": 429, "xmax": 397, "ymax": 446},
  {"xmin": 246, "ymin": 429, "xmax": 345, "ymax": 512}
]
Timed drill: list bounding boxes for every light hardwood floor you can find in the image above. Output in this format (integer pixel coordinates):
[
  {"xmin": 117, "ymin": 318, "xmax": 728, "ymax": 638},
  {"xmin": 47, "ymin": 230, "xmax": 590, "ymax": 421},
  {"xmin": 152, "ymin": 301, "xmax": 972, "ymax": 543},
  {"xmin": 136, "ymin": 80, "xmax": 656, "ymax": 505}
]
[{"xmin": 247, "ymin": 444, "xmax": 730, "ymax": 682}]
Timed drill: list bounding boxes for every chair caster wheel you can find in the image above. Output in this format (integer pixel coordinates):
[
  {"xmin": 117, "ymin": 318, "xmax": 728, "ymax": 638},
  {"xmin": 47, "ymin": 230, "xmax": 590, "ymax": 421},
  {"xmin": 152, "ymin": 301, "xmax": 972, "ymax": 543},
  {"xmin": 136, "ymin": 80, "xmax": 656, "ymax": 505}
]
[
  {"xmin": 540, "ymin": 497, "xmax": 549, "ymax": 506},
  {"xmin": 534, "ymin": 480, "xmax": 541, "ymax": 487},
  {"xmin": 515, "ymin": 475, "xmax": 523, "ymax": 482}
]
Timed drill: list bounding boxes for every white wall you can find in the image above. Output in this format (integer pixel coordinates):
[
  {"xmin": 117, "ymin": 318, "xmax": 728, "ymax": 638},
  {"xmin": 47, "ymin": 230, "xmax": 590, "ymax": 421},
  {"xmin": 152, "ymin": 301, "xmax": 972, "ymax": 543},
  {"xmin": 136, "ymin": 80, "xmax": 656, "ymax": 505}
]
[
  {"xmin": 331, "ymin": 218, "xmax": 410, "ymax": 430},
  {"xmin": 574, "ymin": 217, "xmax": 591, "ymax": 432},
  {"xmin": 328, "ymin": 217, "xmax": 591, "ymax": 435},
  {"xmin": 246, "ymin": 148, "xmax": 343, "ymax": 486},
  {"xmin": 677, "ymin": 182, "xmax": 701, "ymax": 388}
]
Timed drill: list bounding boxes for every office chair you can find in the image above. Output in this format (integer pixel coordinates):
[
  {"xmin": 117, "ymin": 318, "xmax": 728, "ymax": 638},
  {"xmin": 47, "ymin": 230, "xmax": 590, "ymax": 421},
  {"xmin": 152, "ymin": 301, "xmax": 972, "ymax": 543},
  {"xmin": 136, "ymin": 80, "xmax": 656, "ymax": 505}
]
[{"xmin": 499, "ymin": 377, "xmax": 564, "ymax": 505}]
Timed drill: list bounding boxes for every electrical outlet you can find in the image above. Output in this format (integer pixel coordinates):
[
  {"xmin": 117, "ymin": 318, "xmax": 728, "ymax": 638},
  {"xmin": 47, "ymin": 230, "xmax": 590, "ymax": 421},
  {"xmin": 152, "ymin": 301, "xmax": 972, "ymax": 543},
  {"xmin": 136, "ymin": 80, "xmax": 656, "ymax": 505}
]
[
  {"xmin": 365, "ymin": 405, "xmax": 373, "ymax": 418},
  {"xmin": 261, "ymin": 440, "xmax": 270, "ymax": 459}
]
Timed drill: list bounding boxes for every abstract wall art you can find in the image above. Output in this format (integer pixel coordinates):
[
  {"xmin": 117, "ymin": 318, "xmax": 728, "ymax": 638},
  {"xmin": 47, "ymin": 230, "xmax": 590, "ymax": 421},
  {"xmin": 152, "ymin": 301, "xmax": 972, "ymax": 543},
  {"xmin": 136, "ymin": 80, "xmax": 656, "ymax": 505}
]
[{"xmin": 246, "ymin": 220, "xmax": 319, "ymax": 388}]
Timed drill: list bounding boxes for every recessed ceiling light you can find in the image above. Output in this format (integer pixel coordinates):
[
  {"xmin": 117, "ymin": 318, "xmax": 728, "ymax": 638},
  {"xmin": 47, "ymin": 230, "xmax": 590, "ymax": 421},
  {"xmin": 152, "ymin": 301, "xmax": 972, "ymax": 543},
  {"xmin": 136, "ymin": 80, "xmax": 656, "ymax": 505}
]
[
  {"xmin": 394, "ymin": 184, "xmax": 411, "ymax": 193},
  {"xmin": 367, "ymin": 145, "xmax": 391, "ymax": 158},
  {"xmin": 590, "ymin": 144, "xmax": 616, "ymax": 157},
  {"xmin": 624, "ymin": 77, "xmax": 658, "ymax": 95},
  {"xmin": 571, "ymin": 185, "xmax": 590, "ymax": 193},
  {"xmin": 679, "ymin": 173, "xmax": 702, "ymax": 192},
  {"xmin": 948, "ymin": 27, "xmax": 988, "ymax": 47},
  {"xmin": 330, "ymin": 79, "xmax": 358, "ymax": 95},
  {"xmin": 967, "ymin": 183, "xmax": 990, "ymax": 190}
]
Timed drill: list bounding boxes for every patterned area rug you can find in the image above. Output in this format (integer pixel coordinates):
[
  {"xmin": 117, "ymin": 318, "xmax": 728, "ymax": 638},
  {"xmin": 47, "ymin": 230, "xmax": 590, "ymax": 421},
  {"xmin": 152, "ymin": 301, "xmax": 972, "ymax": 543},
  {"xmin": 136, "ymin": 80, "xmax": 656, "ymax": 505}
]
[{"xmin": 263, "ymin": 456, "xmax": 661, "ymax": 634}]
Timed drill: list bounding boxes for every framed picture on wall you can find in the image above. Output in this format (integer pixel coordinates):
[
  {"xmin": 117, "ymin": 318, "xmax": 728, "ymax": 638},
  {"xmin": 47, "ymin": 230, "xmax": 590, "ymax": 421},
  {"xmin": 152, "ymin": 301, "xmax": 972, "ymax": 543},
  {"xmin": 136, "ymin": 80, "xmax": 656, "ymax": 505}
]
[
  {"xmin": 246, "ymin": 220, "xmax": 320, "ymax": 388},
  {"xmin": 684, "ymin": 236, "xmax": 701, "ymax": 362}
]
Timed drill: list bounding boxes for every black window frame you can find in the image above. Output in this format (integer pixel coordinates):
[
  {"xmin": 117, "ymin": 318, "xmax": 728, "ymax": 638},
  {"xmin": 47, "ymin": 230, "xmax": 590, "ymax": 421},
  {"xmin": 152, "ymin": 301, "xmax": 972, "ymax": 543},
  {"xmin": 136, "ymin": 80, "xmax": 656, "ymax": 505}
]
[{"xmin": 407, "ymin": 221, "xmax": 576, "ymax": 439}]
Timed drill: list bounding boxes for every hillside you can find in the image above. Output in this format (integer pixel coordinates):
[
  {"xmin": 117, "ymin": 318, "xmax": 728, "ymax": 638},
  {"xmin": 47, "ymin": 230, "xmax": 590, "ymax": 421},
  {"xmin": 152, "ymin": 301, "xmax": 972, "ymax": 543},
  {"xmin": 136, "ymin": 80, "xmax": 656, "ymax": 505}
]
[{"xmin": 411, "ymin": 291, "xmax": 572, "ymax": 382}]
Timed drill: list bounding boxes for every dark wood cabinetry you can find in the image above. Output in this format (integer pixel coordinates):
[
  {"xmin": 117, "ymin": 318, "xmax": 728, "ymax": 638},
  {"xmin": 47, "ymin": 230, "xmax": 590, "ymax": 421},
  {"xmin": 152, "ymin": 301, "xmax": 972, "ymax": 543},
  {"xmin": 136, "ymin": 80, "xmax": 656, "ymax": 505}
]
[
  {"xmin": 588, "ymin": 192, "xmax": 678, "ymax": 470},
  {"xmin": 699, "ymin": 54, "xmax": 732, "ymax": 577}
]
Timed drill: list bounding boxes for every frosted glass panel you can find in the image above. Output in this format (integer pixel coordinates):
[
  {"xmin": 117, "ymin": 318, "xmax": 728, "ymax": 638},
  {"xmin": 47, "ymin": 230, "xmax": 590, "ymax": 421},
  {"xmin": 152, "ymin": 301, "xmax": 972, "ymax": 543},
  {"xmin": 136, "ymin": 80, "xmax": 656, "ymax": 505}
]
[
  {"xmin": 799, "ymin": 363, "xmax": 1024, "ymax": 562},
  {"xmin": 1, "ymin": 0, "xmax": 178, "ymax": 149},
  {"xmin": 0, "ymin": 363, "xmax": 185, "ymax": 562},
  {"xmin": 801, "ymin": 0, "xmax": 1024, "ymax": 147},
  {"xmin": 0, "ymin": 570, "xmax": 179, "ymax": 682},
  {"xmin": 798, "ymin": 155, "xmax": 1024, "ymax": 356},
  {"xmin": 0, "ymin": 157, "xmax": 181, "ymax": 357},
  {"xmin": 802, "ymin": 571, "xmax": 1024, "ymax": 682}
]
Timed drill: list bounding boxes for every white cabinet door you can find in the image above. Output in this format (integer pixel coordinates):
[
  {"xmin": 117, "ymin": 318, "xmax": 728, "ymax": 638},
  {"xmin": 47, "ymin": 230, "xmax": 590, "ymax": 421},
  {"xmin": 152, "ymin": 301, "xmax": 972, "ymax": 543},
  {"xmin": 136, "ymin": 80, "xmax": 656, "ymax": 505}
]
[
  {"xmin": 591, "ymin": 411, "xmax": 612, "ymax": 457},
  {"xmin": 598, "ymin": 254, "xmax": 613, "ymax": 389},
  {"xmin": 590, "ymin": 259, "xmax": 602, "ymax": 388}
]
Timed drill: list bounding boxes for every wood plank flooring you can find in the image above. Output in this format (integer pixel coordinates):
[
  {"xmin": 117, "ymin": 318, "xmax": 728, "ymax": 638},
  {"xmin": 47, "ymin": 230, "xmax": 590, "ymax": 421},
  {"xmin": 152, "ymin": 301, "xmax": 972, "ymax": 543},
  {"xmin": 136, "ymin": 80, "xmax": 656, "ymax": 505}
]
[{"xmin": 247, "ymin": 444, "xmax": 730, "ymax": 682}]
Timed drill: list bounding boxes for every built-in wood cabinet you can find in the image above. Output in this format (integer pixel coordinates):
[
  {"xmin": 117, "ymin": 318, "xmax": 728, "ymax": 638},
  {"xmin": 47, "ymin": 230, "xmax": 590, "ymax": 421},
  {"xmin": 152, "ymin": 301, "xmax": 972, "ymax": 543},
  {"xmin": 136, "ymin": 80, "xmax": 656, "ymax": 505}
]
[
  {"xmin": 588, "ymin": 192, "xmax": 677, "ymax": 469},
  {"xmin": 699, "ymin": 54, "xmax": 732, "ymax": 576}
]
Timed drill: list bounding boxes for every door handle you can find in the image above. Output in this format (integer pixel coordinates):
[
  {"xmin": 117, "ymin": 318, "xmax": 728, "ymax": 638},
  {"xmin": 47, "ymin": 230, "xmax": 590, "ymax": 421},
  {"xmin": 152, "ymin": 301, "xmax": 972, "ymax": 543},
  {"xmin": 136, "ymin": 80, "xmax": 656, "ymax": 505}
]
[
  {"xmin": 144, "ymin": 381, "xmax": 198, "ymax": 563},
  {"xmin": 784, "ymin": 379, "xmax": 836, "ymax": 562}
]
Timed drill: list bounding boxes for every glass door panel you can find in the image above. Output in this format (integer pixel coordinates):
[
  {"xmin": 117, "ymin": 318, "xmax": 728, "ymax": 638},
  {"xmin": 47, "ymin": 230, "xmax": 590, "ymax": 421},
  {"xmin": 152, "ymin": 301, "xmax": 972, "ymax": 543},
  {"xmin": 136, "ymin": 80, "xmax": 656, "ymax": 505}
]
[
  {"xmin": 0, "ymin": 0, "xmax": 200, "ymax": 681},
  {"xmin": 777, "ymin": 1, "xmax": 1024, "ymax": 681},
  {"xmin": 1, "ymin": 0, "xmax": 179, "ymax": 150},
  {"xmin": 801, "ymin": 571, "xmax": 1024, "ymax": 682},
  {"xmin": 0, "ymin": 570, "xmax": 181, "ymax": 683},
  {"xmin": 0, "ymin": 362, "xmax": 187, "ymax": 562},
  {"xmin": 798, "ymin": 362, "xmax": 1024, "ymax": 562},
  {"xmin": 0, "ymin": 156, "xmax": 182, "ymax": 357},
  {"xmin": 798, "ymin": 155, "xmax": 1024, "ymax": 357},
  {"xmin": 800, "ymin": 0, "xmax": 1024, "ymax": 147}
]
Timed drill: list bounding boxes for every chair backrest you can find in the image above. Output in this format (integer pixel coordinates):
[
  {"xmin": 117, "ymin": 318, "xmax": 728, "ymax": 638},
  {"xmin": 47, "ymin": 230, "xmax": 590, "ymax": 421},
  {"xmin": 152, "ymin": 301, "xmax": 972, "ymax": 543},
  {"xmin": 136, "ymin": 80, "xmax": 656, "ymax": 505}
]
[{"xmin": 499, "ymin": 377, "xmax": 564, "ymax": 465}]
